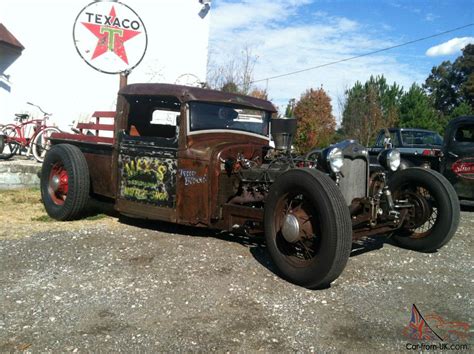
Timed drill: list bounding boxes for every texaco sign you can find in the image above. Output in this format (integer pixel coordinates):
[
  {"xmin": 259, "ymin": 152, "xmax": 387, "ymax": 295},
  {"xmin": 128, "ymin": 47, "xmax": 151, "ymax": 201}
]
[{"xmin": 73, "ymin": 1, "xmax": 147, "ymax": 74}]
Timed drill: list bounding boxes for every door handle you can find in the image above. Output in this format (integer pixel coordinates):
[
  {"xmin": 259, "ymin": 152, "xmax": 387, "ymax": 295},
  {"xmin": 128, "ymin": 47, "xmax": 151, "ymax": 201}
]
[{"xmin": 448, "ymin": 152, "xmax": 459, "ymax": 158}]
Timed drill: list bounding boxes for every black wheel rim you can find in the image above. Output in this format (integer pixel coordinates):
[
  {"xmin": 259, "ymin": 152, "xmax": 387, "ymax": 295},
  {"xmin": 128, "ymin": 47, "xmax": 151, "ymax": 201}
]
[
  {"xmin": 397, "ymin": 185, "xmax": 439, "ymax": 239},
  {"xmin": 273, "ymin": 190, "xmax": 321, "ymax": 267}
]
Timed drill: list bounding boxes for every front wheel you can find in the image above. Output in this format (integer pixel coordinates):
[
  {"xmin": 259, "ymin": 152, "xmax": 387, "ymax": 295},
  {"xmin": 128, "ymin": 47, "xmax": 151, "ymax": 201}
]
[
  {"xmin": 264, "ymin": 169, "xmax": 352, "ymax": 289},
  {"xmin": 32, "ymin": 127, "xmax": 61, "ymax": 162},
  {"xmin": 41, "ymin": 144, "xmax": 90, "ymax": 220},
  {"xmin": 388, "ymin": 168, "xmax": 460, "ymax": 252}
]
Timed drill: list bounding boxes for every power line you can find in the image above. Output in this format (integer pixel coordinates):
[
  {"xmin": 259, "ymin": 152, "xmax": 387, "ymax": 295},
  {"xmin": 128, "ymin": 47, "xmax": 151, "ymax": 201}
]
[{"xmin": 251, "ymin": 23, "xmax": 474, "ymax": 84}]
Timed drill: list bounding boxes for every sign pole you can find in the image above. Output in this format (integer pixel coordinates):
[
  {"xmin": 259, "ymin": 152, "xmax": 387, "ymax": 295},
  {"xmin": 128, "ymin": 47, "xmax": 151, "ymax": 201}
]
[{"xmin": 119, "ymin": 71, "xmax": 129, "ymax": 90}]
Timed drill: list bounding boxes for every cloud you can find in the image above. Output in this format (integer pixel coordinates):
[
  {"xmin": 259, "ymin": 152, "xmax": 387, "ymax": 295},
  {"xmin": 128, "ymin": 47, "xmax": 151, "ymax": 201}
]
[
  {"xmin": 211, "ymin": 0, "xmax": 312, "ymax": 32},
  {"xmin": 424, "ymin": 13, "xmax": 439, "ymax": 22},
  {"xmin": 208, "ymin": 0, "xmax": 425, "ymax": 121},
  {"xmin": 426, "ymin": 37, "xmax": 474, "ymax": 57}
]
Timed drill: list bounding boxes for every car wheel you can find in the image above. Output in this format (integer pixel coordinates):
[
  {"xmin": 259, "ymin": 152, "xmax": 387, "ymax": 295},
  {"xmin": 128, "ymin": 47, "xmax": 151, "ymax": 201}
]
[
  {"xmin": 264, "ymin": 168, "xmax": 352, "ymax": 289},
  {"xmin": 41, "ymin": 144, "xmax": 90, "ymax": 220},
  {"xmin": 388, "ymin": 167, "xmax": 460, "ymax": 252}
]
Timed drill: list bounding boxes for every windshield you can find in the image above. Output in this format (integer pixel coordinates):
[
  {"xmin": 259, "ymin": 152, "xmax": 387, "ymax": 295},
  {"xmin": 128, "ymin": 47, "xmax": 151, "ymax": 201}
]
[
  {"xmin": 189, "ymin": 102, "xmax": 270, "ymax": 137},
  {"xmin": 401, "ymin": 130, "xmax": 443, "ymax": 146}
]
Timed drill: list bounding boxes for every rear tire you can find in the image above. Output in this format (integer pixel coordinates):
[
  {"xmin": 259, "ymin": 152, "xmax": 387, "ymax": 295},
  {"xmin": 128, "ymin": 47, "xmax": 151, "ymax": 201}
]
[
  {"xmin": 41, "ymin": 144, "xmax": 90, "ymax": 220},
  {"xmin": 264, "ymin": 168, "xmax": 352, "ymax": 289},
  {"xmin": 388, "ymin": 168, "xmax": 460, "ymax": 252}
]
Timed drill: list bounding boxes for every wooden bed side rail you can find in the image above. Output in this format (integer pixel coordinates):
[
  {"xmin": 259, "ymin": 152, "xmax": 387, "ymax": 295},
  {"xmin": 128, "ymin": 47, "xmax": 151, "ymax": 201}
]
[{"xmin": 77, "ymin": 111, "xmax": 116, "ymax": 136}]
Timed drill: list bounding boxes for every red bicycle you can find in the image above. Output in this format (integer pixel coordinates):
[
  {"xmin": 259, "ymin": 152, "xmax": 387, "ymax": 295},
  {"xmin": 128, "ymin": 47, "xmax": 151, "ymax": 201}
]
[{"xmin": 0, "ymin": 102, "xmax": 60, "ymax": 162}]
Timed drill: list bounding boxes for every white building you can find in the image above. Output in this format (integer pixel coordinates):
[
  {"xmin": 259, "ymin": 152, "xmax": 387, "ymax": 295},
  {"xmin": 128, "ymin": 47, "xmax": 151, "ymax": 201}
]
[
  {"xmin": 0, "ymin": 0, "xmax": 210, "ymax": 128},
  {"xmin": 0, "ymin": 23, "xmax": 24, "ymax": 121}
]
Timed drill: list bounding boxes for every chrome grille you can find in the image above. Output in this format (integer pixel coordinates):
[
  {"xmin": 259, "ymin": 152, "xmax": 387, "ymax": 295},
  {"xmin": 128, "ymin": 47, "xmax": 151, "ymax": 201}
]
[{"xmin": 338, "ymin": 157, "xmax": 368, "ymax": 205}]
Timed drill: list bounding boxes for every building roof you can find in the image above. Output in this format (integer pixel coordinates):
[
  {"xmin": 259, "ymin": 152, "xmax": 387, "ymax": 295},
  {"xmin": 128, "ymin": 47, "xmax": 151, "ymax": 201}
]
[
  {"xmin": 119, "ymin": 83, "xmax": 277, "ymax": 112},
  {"xmin": 0, "ymin": 23, "xmax": 24, "ymax": 51}
]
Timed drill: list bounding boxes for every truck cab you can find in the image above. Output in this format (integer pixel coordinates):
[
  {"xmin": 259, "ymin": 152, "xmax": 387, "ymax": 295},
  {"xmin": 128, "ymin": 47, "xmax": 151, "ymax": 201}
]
[{"xmin": 48, "ymin": 83, "xmax": 276, "ymax": 229}]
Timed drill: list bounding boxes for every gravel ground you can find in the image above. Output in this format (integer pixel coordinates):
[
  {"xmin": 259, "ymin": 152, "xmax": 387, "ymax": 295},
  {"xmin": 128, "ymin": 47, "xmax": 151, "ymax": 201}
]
[{"xmin": 0, "ymin": 191, "xmax": 472, "ymax": 351}]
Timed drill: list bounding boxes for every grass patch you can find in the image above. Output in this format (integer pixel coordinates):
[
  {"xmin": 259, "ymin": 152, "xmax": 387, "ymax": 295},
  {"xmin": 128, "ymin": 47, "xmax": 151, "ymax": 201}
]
[
  {"xmin": 31, "ymin": 214, "xmax": 54, "ymax": 222},
  {"xmin": 84, "ymin": 213, "xmax": 108, "ymax": 221},
  {"xmin": 0, "ymin": 188, "xmax": 41, "ymax": 204}
]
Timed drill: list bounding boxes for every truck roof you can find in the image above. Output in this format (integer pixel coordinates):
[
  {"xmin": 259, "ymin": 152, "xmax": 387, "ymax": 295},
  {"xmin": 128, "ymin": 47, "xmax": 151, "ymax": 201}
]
[
  {"xmin": 446, "ymin": 115, "xmax": 474, "ymax": 127},
  {"xmin": 119, "ymin": 83, "xmax": 277, "ymax": 113}
]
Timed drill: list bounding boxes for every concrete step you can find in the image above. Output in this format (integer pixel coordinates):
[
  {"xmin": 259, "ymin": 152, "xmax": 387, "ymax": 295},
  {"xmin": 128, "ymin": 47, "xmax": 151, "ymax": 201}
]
[{"xmin": 0, "ymin": 156, "xmax": 41, "ymax": 189}]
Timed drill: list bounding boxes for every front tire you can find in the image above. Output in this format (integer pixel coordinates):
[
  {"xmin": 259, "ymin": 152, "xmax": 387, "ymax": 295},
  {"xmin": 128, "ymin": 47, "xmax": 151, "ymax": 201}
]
[
  {"xmin": 388, "ymin": 168, "xmax": 460, "ymax": 252},
  {"xmin": 41, "ymin": 144, "xmax": 90, "ymax": 220},
  {"xmin": 264, "ymin": 169, "xmax": 352, "ymax": 289}
]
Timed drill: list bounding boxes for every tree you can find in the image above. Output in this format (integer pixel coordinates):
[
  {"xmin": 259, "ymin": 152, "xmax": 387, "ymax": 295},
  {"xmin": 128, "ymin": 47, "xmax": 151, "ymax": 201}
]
[
  {"xmin": 369, "ymin": 75, "xmax": 403, "ymax": 123},
  {"xmin": 450, "ymin": 101, "xmax": 474, "ymax": 119},
  {"xmin": 424, "ymin": 44, "xmax": 474, "ymax": 116},
  {"xmin": 284, "ymin": 98, "xmax": 296, "ymax": 118},
  {"xmin": 293, "ymin": 88, "xmax": 336, "ymax": 152},
  {"xmin": 248, "ymin": 87, "xmax": 268, "ymax": 100},
  {"xmin": 454, "ymin": 44, "xmax": 474, "ymax": 108},
  {"xmin": 424, "ymin": 60, "xmax": 460, "ymax": 116},
  {"xmin": 399, "ymin": 83, "xmax": 444, "ymax": 133},
  {"xmin": 207, "ymin": 45, "xmax": 259, "ymax": 95},
  {"xmin": 221, "ymin": 81, "xmax": 240, "ymax": 94},
  {"xmin": 341, "ymin": 75, "xmax": 402, "ymax": 145}
]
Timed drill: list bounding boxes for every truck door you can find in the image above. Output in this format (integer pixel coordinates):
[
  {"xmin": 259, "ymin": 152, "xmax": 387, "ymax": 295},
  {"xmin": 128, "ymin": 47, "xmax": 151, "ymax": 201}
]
[{"xmin": 115, "ymin": 96, "xmax": 180, "ymax": 221}]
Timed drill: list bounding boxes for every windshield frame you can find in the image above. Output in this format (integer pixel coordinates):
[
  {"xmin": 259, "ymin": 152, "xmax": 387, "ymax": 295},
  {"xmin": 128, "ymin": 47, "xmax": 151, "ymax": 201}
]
[{"xmin": 186, "ymin": 101, "xmax": 271, "ymax": 140}]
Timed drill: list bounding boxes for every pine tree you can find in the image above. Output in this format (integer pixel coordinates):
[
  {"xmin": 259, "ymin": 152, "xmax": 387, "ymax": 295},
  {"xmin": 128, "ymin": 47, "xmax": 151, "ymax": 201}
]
[
  {"xmin": 399, "ymin": 83, "xmax": 444, "ymax": 133},
  {"xmin": 341, "ymin": 75, "xmax": 402, "ymax": 145}
]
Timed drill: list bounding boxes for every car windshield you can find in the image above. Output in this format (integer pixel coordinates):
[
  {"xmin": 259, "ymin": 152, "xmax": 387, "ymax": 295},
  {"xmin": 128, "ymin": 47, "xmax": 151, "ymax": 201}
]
[
  {"xmin": 189, "ymin": 102, "xmax": 270, "ymax": 137},
  {"xmin": 401, "ymin": 130, "xmax": 443, "ymax": 146}
]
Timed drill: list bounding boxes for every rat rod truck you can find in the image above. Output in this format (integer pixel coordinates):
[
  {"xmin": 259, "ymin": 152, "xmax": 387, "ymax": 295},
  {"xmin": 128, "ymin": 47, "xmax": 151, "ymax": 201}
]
[{"xmin": 41, "ymin": 84, "xmax": 460, "ymax": 289}]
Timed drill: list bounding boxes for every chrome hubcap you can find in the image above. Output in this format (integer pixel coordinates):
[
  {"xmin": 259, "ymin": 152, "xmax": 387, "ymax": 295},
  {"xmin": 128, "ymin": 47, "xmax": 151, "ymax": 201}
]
[
  {"xmin": 51, "ymin": 175, "xmax": 60, "ymax": 191},
  {"xmin": 281, "ymin": 213, "xmax": 301, "ymax": 243}
]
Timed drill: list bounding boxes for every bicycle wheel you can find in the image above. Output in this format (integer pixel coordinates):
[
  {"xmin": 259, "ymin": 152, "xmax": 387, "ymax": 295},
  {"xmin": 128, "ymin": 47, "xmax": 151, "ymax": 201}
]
[
  {"xmin": 0, "ymin": 125, "xmax": 19, "ymax": 159},
  {"xmin": 31, "ymin": 127, "xmax": 61, "ymax": 162}
]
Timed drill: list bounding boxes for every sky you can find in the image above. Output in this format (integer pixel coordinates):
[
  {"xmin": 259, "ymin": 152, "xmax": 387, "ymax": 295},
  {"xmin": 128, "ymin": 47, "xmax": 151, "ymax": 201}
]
[{"xmin": 208, "ymin": 0, "xmax": 474, "ymax": 120}]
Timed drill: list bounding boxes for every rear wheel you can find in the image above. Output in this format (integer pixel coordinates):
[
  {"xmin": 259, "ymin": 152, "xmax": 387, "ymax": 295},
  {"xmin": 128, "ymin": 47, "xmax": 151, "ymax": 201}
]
[
  {"xmin": 388, "ymin": 168, "xmax": 460, "ymax": 252},
  {"xmin": 32, "ymin": 127, "xmax": 61, "ymax": 162},
  {"xmin": 41, "ymin": 144, "xmax": 90, "ymax": 220},
  {"xmin": 264, "ymin": 169, "xmax": 352, "ymax": 289},
  {"xmin": 0, "ymin": 125, "xmax": 19, "ymax": 159}
]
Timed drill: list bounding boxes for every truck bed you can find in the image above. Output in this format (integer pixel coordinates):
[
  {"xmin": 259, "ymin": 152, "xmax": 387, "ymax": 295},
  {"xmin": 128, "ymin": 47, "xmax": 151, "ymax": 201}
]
[{"xmin": 49, "ymin": 111, "xmax": 116, "ymax": 199}]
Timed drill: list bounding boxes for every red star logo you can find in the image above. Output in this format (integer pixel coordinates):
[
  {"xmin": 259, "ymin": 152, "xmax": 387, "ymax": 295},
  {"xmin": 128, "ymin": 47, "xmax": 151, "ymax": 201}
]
[{"xmin": 82, "ymin": 6, "xmax": 140, "ymax": 64}]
